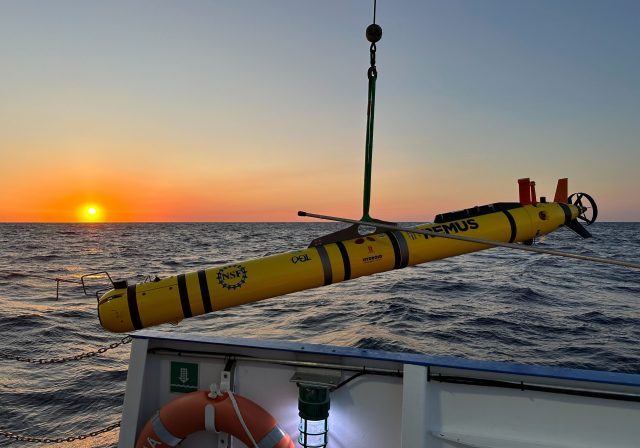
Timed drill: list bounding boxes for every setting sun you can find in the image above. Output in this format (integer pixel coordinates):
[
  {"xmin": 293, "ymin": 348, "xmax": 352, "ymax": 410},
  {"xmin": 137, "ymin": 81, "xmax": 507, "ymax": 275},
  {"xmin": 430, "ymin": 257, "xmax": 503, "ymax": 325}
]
[{"xmin": 78, "ymin": 204, "xmax": 104, "ymax": 222}]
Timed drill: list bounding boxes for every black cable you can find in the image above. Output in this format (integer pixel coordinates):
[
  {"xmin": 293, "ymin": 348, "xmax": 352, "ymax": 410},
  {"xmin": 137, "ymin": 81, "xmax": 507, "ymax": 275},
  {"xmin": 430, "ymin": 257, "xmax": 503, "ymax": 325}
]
[
  {"xmin": 335, "ymin": 369, "xmax": 366, "ymax": 390},
  {"xmin": 373, "ymin": 0, "xmax": 377, "ymax": 24}
]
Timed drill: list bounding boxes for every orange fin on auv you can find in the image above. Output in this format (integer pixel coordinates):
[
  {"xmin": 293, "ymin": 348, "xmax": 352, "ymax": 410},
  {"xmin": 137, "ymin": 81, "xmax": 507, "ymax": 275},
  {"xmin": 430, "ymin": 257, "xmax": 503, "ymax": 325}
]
[{"xmin": 554, "ymin": 178, "xmax": 568, "ymax": 203}]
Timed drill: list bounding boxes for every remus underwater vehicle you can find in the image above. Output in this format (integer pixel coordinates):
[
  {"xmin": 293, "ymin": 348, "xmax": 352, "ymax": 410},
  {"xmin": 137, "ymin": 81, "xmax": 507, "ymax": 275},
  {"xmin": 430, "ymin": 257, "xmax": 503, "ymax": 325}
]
[{"xmin": 97, "ymin": 178, "xmax": 597, "ymax": 333}]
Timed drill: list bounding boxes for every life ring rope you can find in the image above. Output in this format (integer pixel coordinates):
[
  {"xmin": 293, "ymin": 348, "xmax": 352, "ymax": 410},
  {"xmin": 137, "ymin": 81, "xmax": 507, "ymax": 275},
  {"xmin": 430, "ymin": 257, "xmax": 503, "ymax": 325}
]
[{"xmin": 228, "ymin": 391, "xmax": 259, "ymax": 447}]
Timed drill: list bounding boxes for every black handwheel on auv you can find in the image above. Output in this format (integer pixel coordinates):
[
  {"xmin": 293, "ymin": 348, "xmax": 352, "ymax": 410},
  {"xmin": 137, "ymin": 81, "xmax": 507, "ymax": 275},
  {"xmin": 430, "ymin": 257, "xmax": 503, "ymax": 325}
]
[{"xmin": 568, "ymin": 192, "xmax": 598, "ymax": 225}]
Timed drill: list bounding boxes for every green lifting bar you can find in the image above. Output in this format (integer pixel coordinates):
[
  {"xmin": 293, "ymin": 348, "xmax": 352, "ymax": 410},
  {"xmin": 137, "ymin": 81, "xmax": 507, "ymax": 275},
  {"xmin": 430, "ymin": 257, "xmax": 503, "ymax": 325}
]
[
  {"xmin": 305, "ymin": 7, "xmax": 391, "ymax": 248},
  {"xmin": 362, "ymin": 18, "xmax": 383, "ymax": 222}
]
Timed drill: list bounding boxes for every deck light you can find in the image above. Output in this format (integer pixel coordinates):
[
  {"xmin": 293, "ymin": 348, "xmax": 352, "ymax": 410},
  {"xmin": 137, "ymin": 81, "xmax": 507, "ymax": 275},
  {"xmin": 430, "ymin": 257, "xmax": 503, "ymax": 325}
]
[{"xmin": 297, "ymin": 385, "xmax": 329, "ymax": 448}]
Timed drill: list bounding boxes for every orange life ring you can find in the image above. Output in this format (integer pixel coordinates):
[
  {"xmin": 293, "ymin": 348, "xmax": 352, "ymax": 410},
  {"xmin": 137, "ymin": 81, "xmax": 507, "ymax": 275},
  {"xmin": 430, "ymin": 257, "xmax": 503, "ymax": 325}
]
[{"xmin": 135, "ymin": 390, "xmax": 294, "ymax": 448}]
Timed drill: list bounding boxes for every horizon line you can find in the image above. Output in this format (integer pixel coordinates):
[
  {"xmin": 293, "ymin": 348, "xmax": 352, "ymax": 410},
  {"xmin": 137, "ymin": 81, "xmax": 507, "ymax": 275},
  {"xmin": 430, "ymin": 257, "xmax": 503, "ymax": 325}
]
[{"xmin": 0, "ymin": 220, "xmax": 637, "ymax": 224}]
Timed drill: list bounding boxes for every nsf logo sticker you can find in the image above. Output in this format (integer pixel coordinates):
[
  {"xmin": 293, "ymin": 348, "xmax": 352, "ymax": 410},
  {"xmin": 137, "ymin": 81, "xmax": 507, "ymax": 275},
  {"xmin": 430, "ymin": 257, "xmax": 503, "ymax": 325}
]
[{"xmin": 217, "ymin": 264, "xmax": 247, "ymax": 290}]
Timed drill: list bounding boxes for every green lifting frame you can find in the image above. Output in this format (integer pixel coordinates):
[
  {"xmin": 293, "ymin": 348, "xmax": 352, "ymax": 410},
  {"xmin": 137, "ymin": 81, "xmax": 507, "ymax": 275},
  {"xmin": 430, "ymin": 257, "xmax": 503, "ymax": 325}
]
[
  {"xmin": 306, "ymin": 9, "xmax": 388, "ymax": 248},
  {"xmin": 362, "ymin": 60, "xmax": 377, "ymax": 222},
  {"xmin": 361, "ymin": 19, "xmax": 383, "ymax": 223}
]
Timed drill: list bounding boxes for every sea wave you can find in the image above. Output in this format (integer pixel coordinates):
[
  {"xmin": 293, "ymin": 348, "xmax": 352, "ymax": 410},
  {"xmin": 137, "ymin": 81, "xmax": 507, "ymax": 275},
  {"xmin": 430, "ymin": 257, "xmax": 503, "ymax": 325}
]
[{"xmin": 0, "ymin": 222, "xmax": 638, "ymax": 446}]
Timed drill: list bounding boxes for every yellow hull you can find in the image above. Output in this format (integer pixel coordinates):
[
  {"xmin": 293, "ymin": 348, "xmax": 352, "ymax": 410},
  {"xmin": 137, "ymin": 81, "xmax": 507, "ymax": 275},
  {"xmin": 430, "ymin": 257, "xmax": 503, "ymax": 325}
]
[{"xmin": 98, "ymin": 202, "xmax": 578, "ymax": 332}]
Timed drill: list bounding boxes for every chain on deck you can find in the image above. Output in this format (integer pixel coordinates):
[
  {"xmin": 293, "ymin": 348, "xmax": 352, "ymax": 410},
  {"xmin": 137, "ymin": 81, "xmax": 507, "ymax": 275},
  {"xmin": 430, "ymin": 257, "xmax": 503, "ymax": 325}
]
[
  {"xmin": 0, "ymin": 336, "xmax": 132, "ymax": 443},
  {"xmin": 0, "ymin": 335, "xmax": 132, "ymax": 364},
  {"xmin": 0, "ymin": 422, "xmax": 121, "ymax": 444}
]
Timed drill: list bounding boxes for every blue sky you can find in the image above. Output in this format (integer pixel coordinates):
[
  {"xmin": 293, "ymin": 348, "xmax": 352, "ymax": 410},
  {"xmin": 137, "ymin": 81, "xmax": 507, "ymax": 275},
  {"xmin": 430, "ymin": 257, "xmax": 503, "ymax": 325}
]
[{"xmin": 1, "ymin": 1, "xmax": 638, "ymax": 221}]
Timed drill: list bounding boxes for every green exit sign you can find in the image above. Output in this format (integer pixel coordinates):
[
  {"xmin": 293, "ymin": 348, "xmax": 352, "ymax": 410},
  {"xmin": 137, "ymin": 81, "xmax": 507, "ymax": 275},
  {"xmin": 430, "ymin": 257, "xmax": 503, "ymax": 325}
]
[{"xmin": 170, "ymin": 361, "xmax": 199, "ymax": 393}]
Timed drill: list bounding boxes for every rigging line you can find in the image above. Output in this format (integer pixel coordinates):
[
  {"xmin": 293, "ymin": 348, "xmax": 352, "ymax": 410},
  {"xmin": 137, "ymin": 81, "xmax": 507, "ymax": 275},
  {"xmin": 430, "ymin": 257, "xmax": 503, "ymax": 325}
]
[{"xmin": 298, "ymin": 211, "xmax": 640, "ymax": 271}]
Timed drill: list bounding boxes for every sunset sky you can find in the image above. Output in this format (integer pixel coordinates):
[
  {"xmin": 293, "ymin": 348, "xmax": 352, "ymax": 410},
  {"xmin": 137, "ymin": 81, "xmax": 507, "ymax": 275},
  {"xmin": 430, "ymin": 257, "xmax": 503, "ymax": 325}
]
[{"xmin": 1, "ymin": 1, "xmax": 638, "ymax": 222}]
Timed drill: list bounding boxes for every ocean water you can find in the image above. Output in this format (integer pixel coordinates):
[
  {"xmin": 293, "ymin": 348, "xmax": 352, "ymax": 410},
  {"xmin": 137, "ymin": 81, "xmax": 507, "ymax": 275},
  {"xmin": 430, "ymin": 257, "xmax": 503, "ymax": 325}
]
[{"xmin": 0, "ymin": 222, "xmax": 639, "ymax": 446}]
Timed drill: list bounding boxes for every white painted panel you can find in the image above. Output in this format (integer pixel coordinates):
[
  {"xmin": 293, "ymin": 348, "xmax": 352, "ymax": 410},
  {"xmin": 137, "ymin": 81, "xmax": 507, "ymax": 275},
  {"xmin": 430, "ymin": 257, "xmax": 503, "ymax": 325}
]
[
  {"xmin": 401, "ymin": 364, "xmax": 429, "ymax": 448},
  {"xmin": 119, "ymin": 338, "xmax": 149, "ymax": 448},
  {"xmin": 429, "ymin": 382, "xmax": 640, "ymax": 448},
  {"xmin": 329, "ymin": 375, "xmax": 403, "ymax": 447}
]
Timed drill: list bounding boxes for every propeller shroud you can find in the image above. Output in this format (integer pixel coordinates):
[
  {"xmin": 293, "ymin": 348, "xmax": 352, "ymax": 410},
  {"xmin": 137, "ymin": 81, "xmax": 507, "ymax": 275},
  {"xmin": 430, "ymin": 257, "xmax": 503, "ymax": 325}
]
[{"xmin": 568, "ymin": 192, "xmax": 598, "ymax": 225}]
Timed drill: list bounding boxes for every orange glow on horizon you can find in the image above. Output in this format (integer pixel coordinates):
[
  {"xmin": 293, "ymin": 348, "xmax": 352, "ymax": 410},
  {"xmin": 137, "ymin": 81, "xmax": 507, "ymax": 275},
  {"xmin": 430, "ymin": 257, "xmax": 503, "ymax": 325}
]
[{"xmin": 0, "ymin": 151, "xmax": 631, "ymax": 222}]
